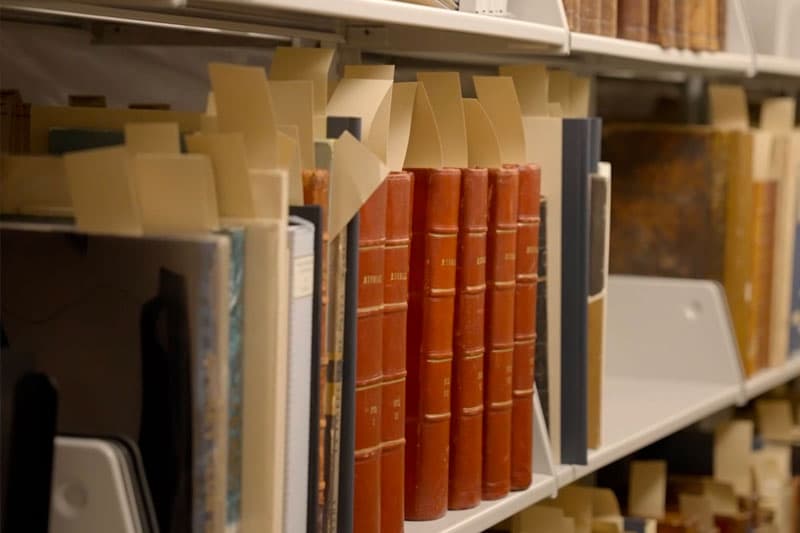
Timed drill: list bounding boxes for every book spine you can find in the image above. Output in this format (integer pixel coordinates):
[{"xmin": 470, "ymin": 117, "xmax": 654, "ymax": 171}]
[
  {"xmin": 649, "ymin": 0, "xmax": 676, "ymax": 47},
  {"xmin": 303, "ymin": 169, "xmax": 330, "ymax": 532},
  {"xmin": 600, "ymin": 0, "xmax": 618, "ymax": 37},
  {"xmin": 707, "ymin": 0, "xmax": 720, "ymax": 51},
  {"xmin": 381, "ymin": 171, "xmax": 412, "ymax": 533},
  {"xmin": 511, "ymin": 164, "xmax": 541, "ymax": 491},
  {"xmin": 354, "ymin": 184, "xmax": 387, "ymax": 533},
  {"xmin": 674, "ymin": 0, "xmax": 690, "ymax": 48},
  {"xmin": 449, "ymin": 168, "xmax": 489, "ymax": 510},
  {"xmin": 579, "ymin": 0, "xmax": 602, "ymax": 34},
  {"xmin": 752, "ymin": 181, "xmax": 778, "ymax": 371},
  {"xmin": 563, "ymin": 0, "xmax": 580, "ymax": 31},
  {"xmin": 324, "ymin": 229, "xmax": 347, "ymax": 533},
  {"xmin": 534, "ymin": 198, "xmax": 550, "ymax": 431},
  {"xmin": 618, "ymin": 0, "xmax": 650, "ymax": 42},
  {"xmin": 688, "ymin": 0, "xmax": 709, "ymax": 50},
  {"xmin": 404, "ymin": 167, "xmax": 461, "ymax": 520},
  {"xmin": 483, "ymin": 167, "xmax": 520, "ymax": 501},
  {"xmin": 791, "ymin": 221, "xmax": 800, "ymax": 354},
  {"xmin": 717, "ymin": 0, "xmax": 726, "ymax": 51}
]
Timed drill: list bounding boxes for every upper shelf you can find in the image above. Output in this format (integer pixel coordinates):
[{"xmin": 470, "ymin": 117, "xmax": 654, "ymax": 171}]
[{"xmin": 5, "ymin": 0, "xmax": 800, "ymax": 78}]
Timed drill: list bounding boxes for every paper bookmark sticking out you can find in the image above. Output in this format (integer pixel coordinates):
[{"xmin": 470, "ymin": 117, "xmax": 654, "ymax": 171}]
[
  {"xmin": 209, "ymin": 63, "xmax": 279, "ymax": 170},
  {"xmin": 270, "ymin": 80, "xmax": 315, "ymax": 170},
  {"xmin": 329, "ymin": 131, "xmax": 388, "ymax": 238},
  {"xmin": 628, "ymin": 460, "xmax": 667, "ymax": 519},
  {"xmin": 30, "ymin": 105, "xmax": 202, "ymax": 153},
  {"xmin": 546, "ymin": 70, "xmax": 591, "ymax": 119},
  {"xmin": 344, "ymin": 64, "xmax": 395, "ymax": 80},
  {"xmin": 499, "ymin": 64, "xmax": 550, "ymax": 118},
  {"xmin": 249, "ymin": 168, "xmax": 289, "ymax": 221},
  {"xmin": 125, "ymin": 122, "xmax": 181, "ymax": 154},
  {"xmin": 708, "ymin": 84, "xmax": 749, "ymax": 131},
  {"xmin": 270, "ymin": 47, "xmax": 335, "ymax": 139},
  {"xmin": 463, "ymin": 98, "xmax": 501, "ymax": 169},
  {"xmin": 417, "ymin": 72, "xmax": 468, "ymax": 168},
  {"xmin": 403, "ymin": 83, "xmax": 443, "ymax": 169},
  {"xmin": 713, "ymin": 419, "xmax": 754, "ymax": 497},
  {"xmin": 277, "ymin": 125, "xmax": 304, "ymax": 205},
  {"xmin": 0, "ymin": 155, "xmax": 71, "ymax": 216},
  {"xmin": 134, "ymin": 153, "xmax": 220, "ymax": 233},
  {"xmin": 327, "ymin": 78, "xmax": 393, "ymax": 163},
  {"xmin": 761, "ymin": 97, "xmax": 797, "ymax": 132},
  {"xmin": 387, "ymin": 82, "xmax": 417, "ymax": 172},
  {"xmin": 186, "ymin": 132, "xmax": 255, "ymax": 217},
  {"xmin": 474, "ymin": 75, "xmax": 527, "ymax": 164},
  {"xmin": 64, "ymin": 146, "xmax": 142, "ymax": 235}
]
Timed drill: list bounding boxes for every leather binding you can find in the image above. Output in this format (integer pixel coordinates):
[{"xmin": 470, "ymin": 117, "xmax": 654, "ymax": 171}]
[
  {"xmin": 752, "ymin": 181, "xmax": 777, "ymax": 371},
  {"xmin": 381, "ymin": 171, "xmax": 413, "ymax": 533},
  {"xmin": 448, "ymin": 168, "xmax": 489, "ymax": 510},
  {"xmin": 483, "ymin": 167, "xmax": 520, "ymax": 501},
  {"xmin": 303, "ymin": 169, "xmax": 330, "ymax": 530},
  {"xmin": 649, "ymin": 0, "xmax": 676, "ymax": 47},
  {"xmin": 618, "ymin": 0, "xmax": 650, "ymax": 42},
  {"xmin": 707, "ymin": 0, "xmax": 720, "ymax": 50},
  {"xmin": 563, "ymin": 0, "xmax": 580, "ymax": 30},
  {"xmin": 674, "ymin": 0, "xmax": 691, "ymax": 48},
  {"xmin": 510, "ymin": 164, "xmax": 541, "ymax": 491},
  {"xmin": 688, "ymin": 0, "xmax": 709, "ymax": 50},
  {"xmin": 404, "ymin": 167, "xmax": 461, "ymax": 520},
  {"xmin": 354, "ymin": 182, "xmax": 387, "ymax": 533},
  {"xmin": 534, "ymin": 198, "xmax": 550, "ymax": 433},
  {"xmin": 579, "ymin": 0, "xmax": 603, "ymax": 34},
  {"xmin": 600, "ymin": 0, "xmax": 619, "ymax": 37},
  {"xmin": 716, "ymin": 0, "xmax": 726, "ymax": 51}
]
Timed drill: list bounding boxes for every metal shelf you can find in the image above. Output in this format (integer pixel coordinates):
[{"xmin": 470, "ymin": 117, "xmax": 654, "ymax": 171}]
[{"xmin": 743, "ymin": 353, "xmax": 800, "ymax": 400}]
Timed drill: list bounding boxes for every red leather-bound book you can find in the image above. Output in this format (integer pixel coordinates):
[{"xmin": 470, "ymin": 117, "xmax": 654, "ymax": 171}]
[
  {"xmin": 449, "ymin": 168, "xmax": 489, "ymax": 510},
  {"xmin": 381, "ymin": 171, "xmax": 413, "ymax": 533},
  {"xmin": 404, "ymin": 167, "xmax": 461, "ymax": 521},
  {"xmin": 509, "ymin": 164, "xmax": 541, "ymax": 491},
  {"xmin": 483, "ymin": 167, "xmax": 519, "ymax": 501},
  {"xmin": 354, "ymin": 182, "xmax": 388, "ymax": 533}
]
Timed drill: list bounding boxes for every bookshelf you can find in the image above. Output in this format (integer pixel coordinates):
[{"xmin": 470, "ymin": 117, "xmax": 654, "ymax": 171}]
[{"xmin": 3, "ymin": 2, "xmax": 800, "ymax": 533}]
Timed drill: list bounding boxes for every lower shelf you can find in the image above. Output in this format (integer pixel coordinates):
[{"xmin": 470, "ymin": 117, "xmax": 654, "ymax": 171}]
[{"xmin": 404, "ymin": 474, "xmax": 556, "ymax": 533}]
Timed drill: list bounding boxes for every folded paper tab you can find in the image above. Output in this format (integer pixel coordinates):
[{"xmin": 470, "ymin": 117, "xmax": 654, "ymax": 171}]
[
  {"xmin": 0, "ymin": 154, "xmax": 71, "ymax": 216},
  {"xmin": 124, "ymin": 122, "xmax": 181, "ymax": 154},
  {"xmin": 344, "ymin": 64, "xmax": 395, "ymax": 80},
  {"xmin": 277, "ymin": 126, "xmax": 303, "ymax": 205},
  {"xmin": 208, "ymin": 62, "xmax": 279, "ymax": 170},
  {"xmin": 498, "ymin": 64, "xmax": 550, "ymax": 118},
  {"xmin": 463, "ymin": 98, "xmax": 502, "ymax": 169},
  {"xmin": 713, "ymin": 419, "xmax": 754, "ymax": 497},
  {"xmin": 270, "ymin": 80, "xmax": 315, "ymax": 170},
  {"xmin": 64, "ymin": 146, "xmax": 221, "ymax": 235},
  {"xmin": 474, "ymin": 76, "xmax": 527, "ymax": 164},
  {"xmin": 327, "ymin": 78, "xmax": 393, "ymax": 164},
  {"xmin": 756, "ymin": 399, "xmax": 800, "ymax": 442},
  {"xmin": 133, "ymin": 153, "xmax": 220, "ymax": 234},
  {"xmin": 249, "ymin": 168, "xmax": 289, "ymax": 220},
  {"xmin": 403, "ymin": 84, "xmax": 443, "ymax": 169},
  {"xmin": 628, "ymin": 460, "xmax": 667, "ymax": 519},
  {"xmin": 417, "ymin": 72, "xmax": 468, "ymax": 168},
  {"xmin": 387, "ymin": 82, "xmax": 417, "ymax": 172},
  {"xmin": 708, "ymin": 84, "xmax": 749, "ymax": 131}
]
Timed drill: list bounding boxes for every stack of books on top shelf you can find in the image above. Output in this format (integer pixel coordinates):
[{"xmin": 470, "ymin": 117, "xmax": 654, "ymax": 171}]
[
  {"xmin": 606, "ymin": 86, "xmax": 800, "ymax": 377},
  {"xmin": 1, "ymin": 49, "xmax": 620, "ymax": 532},
  {"xmin": 564, "ymin": 0, "xmax": 727, "ymax": 51}
]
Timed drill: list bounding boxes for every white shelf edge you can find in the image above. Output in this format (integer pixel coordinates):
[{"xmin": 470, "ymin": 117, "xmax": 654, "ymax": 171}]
[
  {"xmin": 755, "ymin": 54, "xmax": 800, "ymax": 77},
  {"xmin": 403, "ymin": 475, "xmax": 557, "ymax": 533},
  {"xmin": 743, "ymin": 353, "xmax": 800, "ymax": 401}
]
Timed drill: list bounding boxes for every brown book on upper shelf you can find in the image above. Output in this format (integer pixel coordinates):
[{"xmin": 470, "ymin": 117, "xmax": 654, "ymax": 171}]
[
  {"xmin": 404, "ymin": 167, "xmax": 461, "ymax": 520},
  {"xmin": 380, "ymin": 171, "xmax": 412, "ymax": 533},
  {"xmin": 600, "ymin": 0, "xmax": 619, "ymax": 37},
  {"xmin": 483, "ymin": 167, "xmax": 520, "ymax": 501},
  {"xmin": 580, "ymin": 0, "xmax": 603, "ymax": 34},
  {"xmin": 510, "ymin": 164, "xmax": 541, "ymax": 491},
  {"xmin": 604, "ymin": 124, "xmax": 778, "ymax": 376},
  {"xmin": 354, "ymin": 182, "xmax": 387, "ymax": 533},
  {"xmin": 688, "ymin": 0, "xmax": 709, "ymax": 50},
  {"xmin": 618, "ymin": 0, "xmax": 650, "ymax": 42},
  {"xmin": 563, "ymin": 0, "xmax": 581, "ymax": 31},
  {"xmin": 449, "ymin": 167, "xmax": 489, "ymax": 510},
  {"xmin": 707, "ymin": 0, "xmax": 720, "ymax": 51},
  {"xmin": 674, "ymin": 0, "xmax": 691, "ymax": 48},
  {"xmin": 303, "ymin": 169, "xmax": 330, "ymax": 531},
  {"xmin": 716, "ymin": 0, "xmax": 727, "ymax": 51},
  {"xmin": 649, "ymin": 0, "xmax": 677, "ymax": 47}
]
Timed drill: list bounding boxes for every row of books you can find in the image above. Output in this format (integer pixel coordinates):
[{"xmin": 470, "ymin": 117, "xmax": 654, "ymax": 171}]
[
  {"xmin": 0, "ymin": 52, "xmax": 610, "ymax": 532},
  {"xmin": 607, "ymin": 87, "xmax": 800, "ymax": 376},
  {"xmin": 564, "ymin": 0, "xmax": 727, "ymax": 51},
  {"xmin": 494, "ymin": 390, "xmax": 800, "ymax": 533}
]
